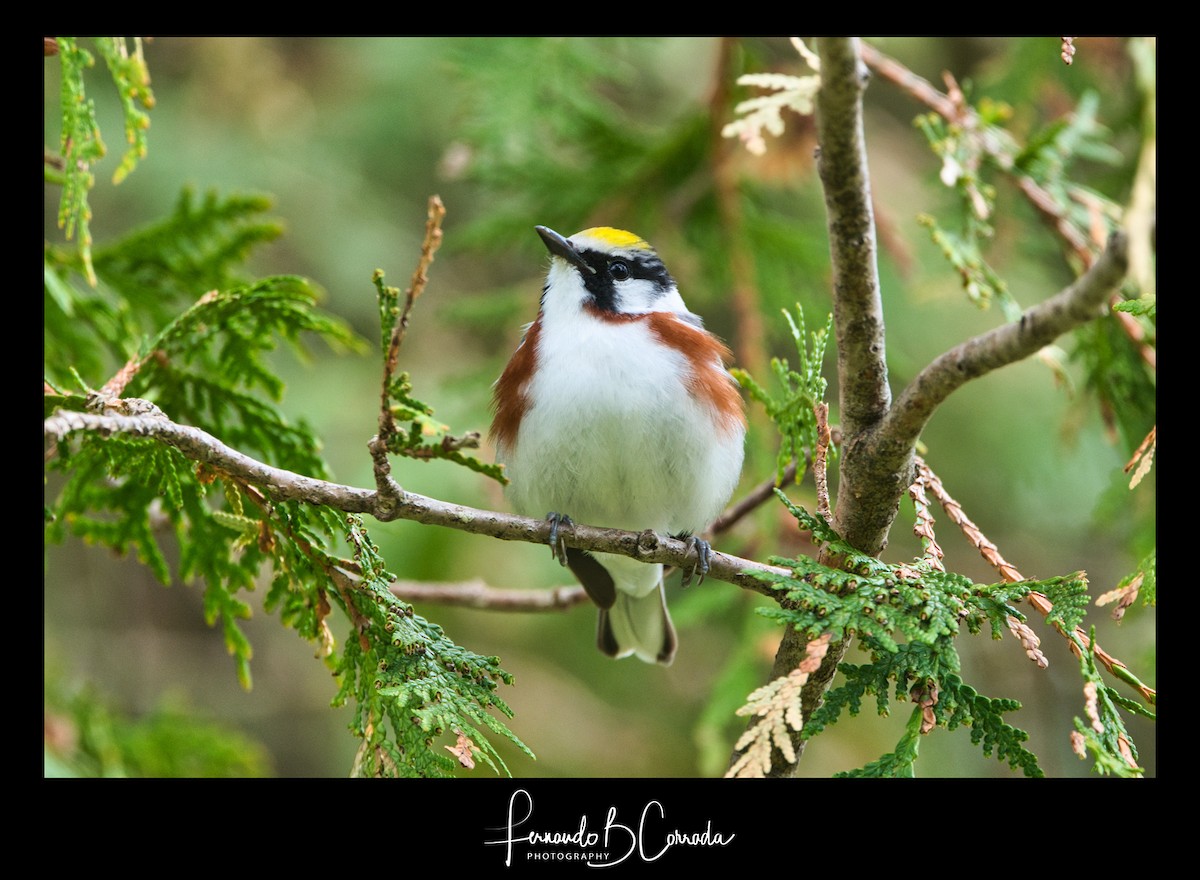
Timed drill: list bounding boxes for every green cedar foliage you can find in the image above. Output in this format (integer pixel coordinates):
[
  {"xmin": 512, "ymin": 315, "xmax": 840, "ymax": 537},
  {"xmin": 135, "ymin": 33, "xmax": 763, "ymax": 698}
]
[
  {"xmin": 49, "ymin": 37, "xmax": 153, "ymax": 287},
  {"xmin": 335, "ymin": 518, "xmax": 528, "ymax": 777},
  {"xmin": 731, "ymin": 305, "xmax": 833, "ymax": 486},
  {"xmin": 759, "ymin": 497, "xmax": 1089, "ymax": 778},
  {"xmin": 45, "ymin": 42, "xmax": 528, "ymax": 776},
  {"xmin": 1069, "ymin": 628, "xmax": 1151, "ymax": 777},
  {"xmin": 726, "ymin": 289, "xmax": 1146, "ymax": 777}
]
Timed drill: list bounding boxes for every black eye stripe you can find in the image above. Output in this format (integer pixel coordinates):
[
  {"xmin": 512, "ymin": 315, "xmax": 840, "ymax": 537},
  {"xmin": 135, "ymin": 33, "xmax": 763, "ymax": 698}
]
[
  {"xmin": 575, "ymin": 248, "xmax": 676, "ymax": 313},
  {"xmin": 580, "ymin": 251, "xmax": 669, "ymax": 283}
]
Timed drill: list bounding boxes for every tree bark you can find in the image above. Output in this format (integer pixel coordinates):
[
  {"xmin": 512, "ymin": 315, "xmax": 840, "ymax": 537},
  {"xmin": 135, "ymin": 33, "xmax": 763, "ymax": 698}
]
[{"xmin": 731, "ymin": 37, "xmax": 1129, "ymax": 778}]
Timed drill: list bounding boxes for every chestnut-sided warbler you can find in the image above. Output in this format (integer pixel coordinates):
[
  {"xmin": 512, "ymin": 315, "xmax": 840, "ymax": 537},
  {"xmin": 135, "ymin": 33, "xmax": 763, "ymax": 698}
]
[{"xmin": 491, "ymin": 226, "xmax": 746, "ymax": 665}]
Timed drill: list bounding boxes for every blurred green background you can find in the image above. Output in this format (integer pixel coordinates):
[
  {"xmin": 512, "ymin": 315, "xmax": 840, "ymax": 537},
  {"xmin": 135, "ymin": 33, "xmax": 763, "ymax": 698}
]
[{"xmin": 44, "ymin": 37, "xmax": 1155, "ymax": 777}]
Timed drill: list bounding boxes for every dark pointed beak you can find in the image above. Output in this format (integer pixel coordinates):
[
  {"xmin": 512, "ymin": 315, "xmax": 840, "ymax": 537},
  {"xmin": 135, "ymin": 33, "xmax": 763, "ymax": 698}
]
[{"xmin": 536, "ymin": 225, "xmax": 596, "ymax": 275}]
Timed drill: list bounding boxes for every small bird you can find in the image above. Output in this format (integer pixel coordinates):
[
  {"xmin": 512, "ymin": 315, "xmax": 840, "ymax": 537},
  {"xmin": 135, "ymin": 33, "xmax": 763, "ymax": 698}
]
[{"xmin": 491, "ymin": 226, "xmax": 746, "ymax": 665}]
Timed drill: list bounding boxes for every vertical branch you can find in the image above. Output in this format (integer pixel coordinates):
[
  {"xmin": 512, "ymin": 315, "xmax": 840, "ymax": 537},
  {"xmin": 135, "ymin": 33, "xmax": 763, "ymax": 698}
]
[
  {"xmin": 814, "ymin": 37, "xmax": 913, "ymax": 559},
  {"xmin": 735, "ymin": 37, "xmax": 895, "ymax": 777},
  {"xmin": 816, "ymin": 38, "xmax": 890, "ymax": 440}
]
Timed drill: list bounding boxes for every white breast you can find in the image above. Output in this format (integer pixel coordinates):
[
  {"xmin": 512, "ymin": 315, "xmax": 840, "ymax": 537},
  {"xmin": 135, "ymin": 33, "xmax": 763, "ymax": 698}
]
[{"xmin": 499, "ymin": 305, "xmax": 745, "ymax": 537}]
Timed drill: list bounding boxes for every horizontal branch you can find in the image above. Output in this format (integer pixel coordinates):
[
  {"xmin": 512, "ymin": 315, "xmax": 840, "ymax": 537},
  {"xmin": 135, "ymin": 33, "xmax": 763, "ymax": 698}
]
[
  {"xmin": 390, "ymin": 579, "xmax": 588, "ymax": 611},
  {"xmin": 43, "ymin": 408, "xmax": 790, "ymax": 597}
]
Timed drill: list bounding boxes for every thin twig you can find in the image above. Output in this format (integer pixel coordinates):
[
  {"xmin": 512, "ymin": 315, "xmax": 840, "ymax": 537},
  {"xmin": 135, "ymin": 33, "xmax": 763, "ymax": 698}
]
[
  {"xmin": 708, "ymin": 459, "xmax": 799, "ymax": 536},
  {"xmin": 372, "ymin": 196, "xmax": 447, "ymax": 510},
  {"xmin": 385, "ymin": 196, "xmax": 446, "ymax": 382},
  {"xmin": 98, "ymin": 355, "xmax": 149, "ymax": 399},
  {"xmin": 910, "ymin": 462, "xmax": 1046, "ymax": 666},
  {"xmin": 1123, "ymin": 425, "xmax": 1156, "ymax": 489},
  {"xmin": 907, "ymin": 465, "xmax": 944, "ymax": 570},
  {"xmin": 377, "ymin": 195, "xmax": 447, "ymax": 442},
  {"xmin": 1125, "ymin": 426, "xmax": 1156, "ymax": 472},
  {"xmin": 911, "ymin": 459, "xmax": 1046, "ymax": 667}
]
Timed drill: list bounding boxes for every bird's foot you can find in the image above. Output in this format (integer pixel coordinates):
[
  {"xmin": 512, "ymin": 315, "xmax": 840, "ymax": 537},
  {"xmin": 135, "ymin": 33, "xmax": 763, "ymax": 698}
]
[
  {"xmin": 679, "ymin": 535, "xmax": 712, "ymax": 588},
  {"xmin": 546, "ymin": 512, "xmax": 574, "ymax": 567}
]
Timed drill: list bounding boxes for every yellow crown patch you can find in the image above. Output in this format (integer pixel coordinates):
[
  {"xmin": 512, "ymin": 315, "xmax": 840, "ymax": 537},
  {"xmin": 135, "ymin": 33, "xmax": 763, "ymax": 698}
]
[{"xmin": 577, "ymin": 227, "xmax": 652, "ymax": 251}]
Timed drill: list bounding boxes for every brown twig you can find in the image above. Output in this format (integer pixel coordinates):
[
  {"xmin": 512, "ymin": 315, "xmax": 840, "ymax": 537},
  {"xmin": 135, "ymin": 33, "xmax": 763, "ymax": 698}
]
[
  {"xmin": 709, "ymin": 459, "xmax": 799, "ymax": 536},
  {"xmin": 1082, "ymin": 680, "xmax": 1140, "ymax": 771},
  {"xmin": 371, "ymin": 196, "xmax": 447, "ymax": 511},
  {"xmin": 384, "ymin": 195, "xmax": 446, "ymax": 383},
  {"xmin": 910, "ymin": 460, "xmax": 1045, "ymax": 666},
  {"xmin": 917, "ymin": 456, "xmax": 1154, "ymax": 704},
  {"xmin": 378, "ymin": 196, "xmax": 446, "ymax": 438},
  {"xmin": 907, "ymin": 464, "xmax": 944, "ymax": 570},
  {"xmin": 858, "ymin": 42, "xmax": 957, "ymax": 118},
  {"xmin": 1096, "ymin": 575, "xmax": 1142, "ymax": 622},
  {"xmin": 1015, "ymin": 175, "xmax": 1094, "ymax": 266},
  {"xmin": 98, "ymin": 354, "xmax": 149, "ymax": 399}
]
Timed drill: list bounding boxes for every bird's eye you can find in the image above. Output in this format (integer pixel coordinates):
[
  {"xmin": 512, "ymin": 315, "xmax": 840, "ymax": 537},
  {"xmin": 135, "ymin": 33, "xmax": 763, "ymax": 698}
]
[{"xmin": 609, "ymin": 261, "xmax": 630, "ymax": 281}]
